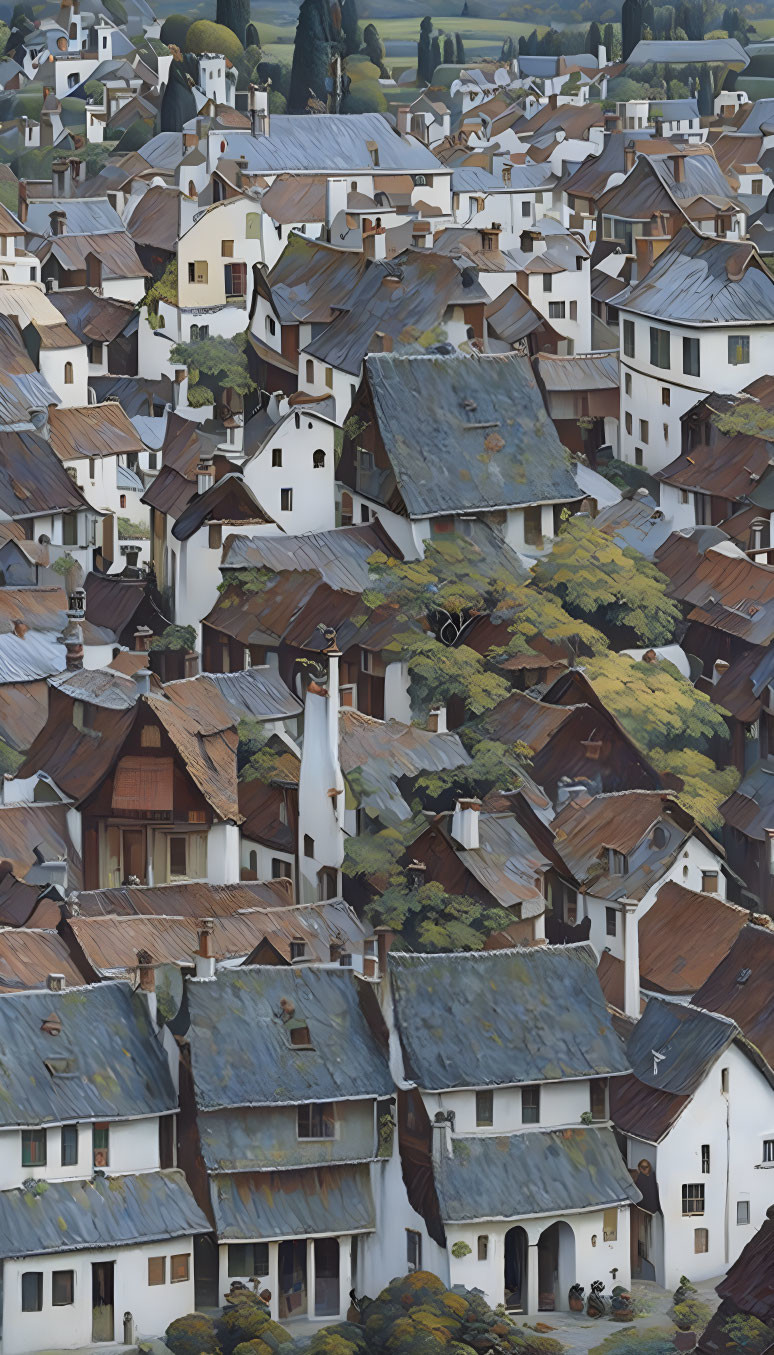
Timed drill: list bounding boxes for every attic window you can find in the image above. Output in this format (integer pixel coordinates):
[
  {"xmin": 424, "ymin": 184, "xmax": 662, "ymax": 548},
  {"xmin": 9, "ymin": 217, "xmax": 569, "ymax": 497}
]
[
  {"xmin": 290, "ymin": 939, "xmax": 306, "ymax": 961},
  {"xmin": 651, "ymin": 825, "xmax": 667, "ymax": 849},
  {"xmin": 607, "ymin": 849, "xmax": 628, "ymax": 875}
]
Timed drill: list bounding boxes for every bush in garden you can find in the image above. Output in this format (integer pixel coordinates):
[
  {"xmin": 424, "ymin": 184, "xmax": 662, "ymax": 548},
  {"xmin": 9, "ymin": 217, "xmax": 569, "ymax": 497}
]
[{"xmin": 166, "ymin": 1313, "xmax": 222, "ymax": 1355}]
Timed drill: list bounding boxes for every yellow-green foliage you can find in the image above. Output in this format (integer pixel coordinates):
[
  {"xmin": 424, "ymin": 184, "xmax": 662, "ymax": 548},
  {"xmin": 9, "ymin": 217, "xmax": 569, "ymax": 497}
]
[
  {"xmin": 166, "ymin": 1312, "xmax": 222, "ymax": 1355},
  {"xmin": 185, "ymin": 18, "xmax": 244, "ymax": 61}
]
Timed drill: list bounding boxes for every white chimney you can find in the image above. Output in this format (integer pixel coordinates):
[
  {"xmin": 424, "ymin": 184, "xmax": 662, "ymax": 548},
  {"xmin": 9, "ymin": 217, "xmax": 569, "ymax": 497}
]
[
  {"xmin": 133, "ymin": 669, "xmax": 152, "ymax": 696},
  {"xmin": 195, "ymin": 918, "xmax": 216, "ymax": 980},
  {"xmin": 451, "ymin": 798, "xmax": 481, "ymax": 851},
  {"xmin": 136, "ymin": 950, "xmax": 157, "ymax": 1027},
  {"xmin": 197, "ymin": 457, "xmax": 214, "ymax": 496},
  {"xmin": 620, "ymin": 897, "xmax": 640, "ymax": 1020},
  {"xmin": 427, "ymin": 706, "xmax": 447, "ymax": 734},
  {"xmin": 325, "ymin": 177, "xmax": 349, "ymax": 234},
  {"xmin": 326, "ymin": 640, "xmax": 343, "ymax": 806},
  {"xmin": 248, "ymin": 84, "xmax": 269, "ymax": 137},
  {"xmin": 431, "ymin": 1110, "xmax": 453, "ymax": 1165},
  {"xmin": 597, "ymin": 43, "xmax": 607, "ymax": 65}
]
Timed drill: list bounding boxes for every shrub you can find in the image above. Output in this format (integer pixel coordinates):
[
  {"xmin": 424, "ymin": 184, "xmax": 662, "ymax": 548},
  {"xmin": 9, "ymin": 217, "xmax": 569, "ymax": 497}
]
[
  {"xmin": 187, "ymin": 383, "xmax": 215, "ymax": 408},
  {"xmin": 166, "ymin": 1313, "xmax": 222, "ymax": 1355},
  {"xmin": 185, "ymin": 18, "xmax": 243, "ymax": 63},
  {"xmin": 669, "ymin": 1298, "xmax": 713, "ymax": 1332},
  {"xmin": 149, "ymin": 624, "xmax": 197, "ymax": 653},
  {"xmin": 217, "ymin": 1296, "xmax": 280, "ymax": 1355},
  {"xmin": 589, "ymin": 1330, "xmax": 677, "ymax": 1355},
  {"xmin": 160, "ymin": 12, "xmax": 194, "ymax": 46},
  {"xmin": 342, "ymin": 79, "xmax": 387, "ymax": 112}
]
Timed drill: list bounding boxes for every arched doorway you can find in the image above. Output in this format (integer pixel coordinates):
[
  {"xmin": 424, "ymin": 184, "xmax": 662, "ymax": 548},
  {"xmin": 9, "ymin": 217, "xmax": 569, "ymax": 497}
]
[
  {"xmin": 504, "ymin": 1225, "xmax": 528, "ymax": 1311},
  {"xmin": 537, "ymin": 1221, "xmax": 576, "ymax": 1311}
]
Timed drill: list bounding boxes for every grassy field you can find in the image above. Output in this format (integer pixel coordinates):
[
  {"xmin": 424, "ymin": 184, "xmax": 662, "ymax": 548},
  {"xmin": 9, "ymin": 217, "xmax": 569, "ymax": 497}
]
[{"xmin": 257, "ymin": 12, "xmax": 554, "ymax": 68}]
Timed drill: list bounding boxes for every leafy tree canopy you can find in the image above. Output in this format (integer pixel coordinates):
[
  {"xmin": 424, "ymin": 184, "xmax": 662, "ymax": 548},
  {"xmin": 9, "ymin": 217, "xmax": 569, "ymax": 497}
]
[
  {"xmin": 169, "ymin": 331, "xmax": 253, "ymax": 397},
  {"xmin": 185, "ymin": 18, "xmax": 244, "ymax": 63}
]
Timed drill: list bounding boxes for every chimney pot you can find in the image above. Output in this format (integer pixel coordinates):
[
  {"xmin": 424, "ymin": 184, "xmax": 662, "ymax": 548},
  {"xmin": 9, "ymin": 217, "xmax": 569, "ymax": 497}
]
[
  {"xmin": 133, "ymin": 625, "xmax": 152, "ymax": 653},
  {"xmin": 198, "ymin": 917, "xmax": 215, "ymax": 958},
  {"xmin": 427, "ymin": 706, "xmax": 447, "ymax": 734},
  {"xmin": 136, "ymin": 949, "xmax": 155, "ymax": 991},
  {"xmin": 46, "ymin": 973, "xmax": 65, "ymax": 992}
]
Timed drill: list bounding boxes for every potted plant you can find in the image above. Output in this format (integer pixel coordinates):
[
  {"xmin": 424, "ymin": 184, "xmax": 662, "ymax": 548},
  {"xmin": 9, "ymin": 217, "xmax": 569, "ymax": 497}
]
[{"xmin": 569, "ymin": 1283, "xmax": 585, "ymax": 1312}]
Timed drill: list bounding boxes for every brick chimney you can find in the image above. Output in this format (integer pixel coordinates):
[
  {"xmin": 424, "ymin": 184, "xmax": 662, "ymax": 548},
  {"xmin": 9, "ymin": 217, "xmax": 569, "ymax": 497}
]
[
  {"xmin": 49, "ymin": 209, "xmax": 66, "ymax": 237},
  {"xmin": 195, "ymin": 918, "xmax": 216, "ymax": 980},
  {"xmin": 46, "ymin": 973, "xmax": 66, "ymax": 992},
  {"xmin": 672, "ymin": 153, "xmax": 685, "ymax": 184},
  {"xmin": 624, "ymin": 141, "xmax": 636, "ymax": 173},
  {"xmin": 133, "ymin": 625, "xmax": 152, "ymax": 653},
  {"xmin": 12, "ymin": 618, "xmax": 28, "ymax": 639}
]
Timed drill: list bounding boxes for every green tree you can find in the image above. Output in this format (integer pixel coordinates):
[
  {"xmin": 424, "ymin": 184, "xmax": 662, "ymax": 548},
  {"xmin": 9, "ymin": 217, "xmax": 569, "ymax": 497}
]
[
  {"xmin": 362, "ymin": 22, "xmax": 387, "ymax": 74},
  {"xmin": 586, "ymin": 19, "xmax": 603, "ymax": 50},
  {"xmin": 341, "ymin": 0, "xmax": 360, "ymax": 55},
  {"xmin": 417, "ymin": 15, "xmax": 434, "ymax": 82},
  {"xmin": 289, "ymin": 0, "xmax": 341, "ymax": 110},
  {"xmin": 698, "ymin": 61, "xmax": 713, "ymax": 113},
  {"xmin": 342, "ymin": 79, "xmax": 387, "ymax": 111},
  {"xmin": 234, "ymin": 43, "xmax": 262, "ymax": 89},
  {"xmin": 166, "ymin": 1313, "xmax": 221, "ymax": 1355},
  {"xmin": 159, "ymin": 13, "xmax": 192, "ymax": 46},
  {"xmin": 532, "ymin": 515, "xmax": 682, "ymax": 646},
  {"xmin": 443, "ymin": 32, "xmax": 455, "ymax": 62},
  {"xmin": 603, "ymin": 22, "xmax": 616, "ymax": 55},
  {"xmin": 216, "ymin": 0, "xmax": 249, "ymax": 45},
  {"xmin": 430, "ymin": 32, "xmax": 442, "ymax": 73},
  {"xmin": 169, "ymin": 331, "xmax": 253, "ymax": 398},
  {"xmin": 622, "ymin": 0, "xmax": 644, "ymax": 58},
  {"xmin": 367, "ymin": 877, "xmax": 514, "ymax": 952},
  {"xmin": 455, "ymin": 31, "xmax": 466, "ymax": 61},
  {"xmin": 185, "ymin": 19, "xmax": 244, "ymax": 63},
  {"xmin": 501, "ymin": 34, "xmax": 516, "ymax": 59}
]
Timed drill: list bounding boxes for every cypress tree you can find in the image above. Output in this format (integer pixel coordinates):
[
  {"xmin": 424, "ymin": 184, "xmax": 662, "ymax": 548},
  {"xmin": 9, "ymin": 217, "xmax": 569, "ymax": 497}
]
[
  {"xmin": 698, "ymin": 61, "xmax": 713, "ymax": 113},
  {"xmin": 341, "ymin": 0, "xmax": 360, "ymax": 56},
  {"xmin": 417, "ymin": 15, "xmax": 433, "ymax": 82},
  {"xmin": 216, "ymin": 0, "xmax": 249, "ymax": 46},
  {"xmin": 289, "ymin": 0, "xmax": 337, "ymax": 111},
  {"xmin": 363, "ymin": 22, "xmax": 386, "ymax": 74},
  {"xmin": 622, "ymin": 0, "xmax": 643, "ymax": 59},
  {"xmin": 455, "ymin": 31, "xmax": 465, "ymax": 61},
  {"xmin": 603, "ymin": 21, "xmax": 615, "ymax": 56},
  {"xmin": 443, "ymin": 33, "xmax": 454, "ymax": 62},
  {"xmin": 430, "ymin": 32, "xmax": 442, "ymax": 73},
  {"xmin": 245, "ymin": 21, "xmax": 260, "ymax": 47},
  {"xmin": 586, "ymin": 20, "xmax": 602, "ymax": 52}
]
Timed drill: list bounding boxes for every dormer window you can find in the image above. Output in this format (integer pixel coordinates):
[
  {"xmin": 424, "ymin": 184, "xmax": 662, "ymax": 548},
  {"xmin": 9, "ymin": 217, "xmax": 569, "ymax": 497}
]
[
  {"xmin": 607, "ymin": 849, "xmax": 628, "ymax": 875},
  {"xmin": 297, "ymin": 1103, "xmax": 335, "ymax": 1139},
  {"xmin": 289, "ymin": 938, "xmax": 306, "ymax": 961}
]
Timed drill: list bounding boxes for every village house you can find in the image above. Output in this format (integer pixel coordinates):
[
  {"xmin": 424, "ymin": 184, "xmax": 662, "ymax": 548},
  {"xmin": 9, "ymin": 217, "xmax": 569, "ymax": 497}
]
[
  {"xmin": 0, "ymin": 978, "xmax": 209, "ymax": 1355},
  {"xmin": 338, "ymin": 350, "xmax": 583, "ymax": 560},
  {"xmin": 22, "ymin": 198, "xmax": 148, "ymax": 304},
  {"xmin": 178, "ymin": 964, "xmax": 395, "ymax": 1316},
  {"xmin": 611, "ymin": 996, "xmax": 774, "ymax": 1289},
  {"xmin": 386, "ymin": 944, "xmax": 638, "ymax": 1311},
  {"xmin": 241, "ymin": 398, "xmax": 337, "ymax": 536}
]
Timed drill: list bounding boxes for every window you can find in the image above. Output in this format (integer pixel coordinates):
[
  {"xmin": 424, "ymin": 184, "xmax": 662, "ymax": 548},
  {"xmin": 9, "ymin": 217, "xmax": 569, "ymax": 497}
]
[
  {"xmin": 721, "ymin": 1067, "xmax": 729, "ymax": 1094},
  {"xmin": 763, "ymin": 1138, "xmax": 774, "ymax": 1163},
  {"xmin": 225, "ymin": 262, "xmax": 247, "ymax": 297},
  {"xmin": 608, "ymin": 849, "xmax": 628, "ymax": 874},
  {"xmin": 737, "ymin": 1200, "xmax": 750, "ymax": 1225},
  {"xmin": 522, "ymin": 200, "xmax": 530, "ymax": 217},
  {"xmin": 590, "ymin": 1079, "xmax": 608, "ymax": 1121},
  {"xmin": 281, "ymin": 488, "xmax": 293, "ymax": 512},
  {"xmin": 729, "ymin": 334, "xmax": 750, "ymax": 365},
  {"xmin": 170, "ymin": 1254, "xmax": 190, "ymax": 1283},
  {"xmin": 625, "ymin": 372, "xmax": 632, "ymax": 396},
  {"xmin": 21, "ymin": 1273, "xmax": 43, "ymax": 1312},
  {"xmin": 93, "ymin": 1123, "xmax": 109, "ymax": 1168},
  {"xmin": 313, "ymin": 449, "xmax": 325, "ymax": 469},
  {"xmin": 662, "ymin": 387, "xmax": 671, "ymax": 406},
  {"xmin": 570, "ymin": 300, "xmax": 578, "ymax": 321},
  {"xmin": 603, "ymin": 1207, "xmax": 618, "ymax": 1241},
  {"xmin": 325, "ymin": 367, "xmax": 333, "ymax": 389},
  {"xmin": 639, "ymin": 419, "xmax": 649, "ymax": 444},
  {"xmin": 272, "ymin": 858, "xmax": 292, "ymax": 879},
  {"xmin": 701, "ymin": 1144, "xmax": 710, "ymax": 1174},
  {"xmin": 119, "ymin": 494, "xmax": 127, "ymax": 509},
  {"xmin": 477, "ymin": 1235, "xmax": 488, "ymax": 1260},
  {"xmin": 52, "ymin": 1270, "xmax": 74, "ymax": 1306},
  {"xmin": 623, "ymin": 319, "xmax": 635, "ymax": 358},
  {"xmin": 271, "ymin": 448, "xmax": 283, "ymax": 468},
  {"xmin": 407, "ymin": 1230, "xmax": 422, "ymax": 1273},
  {"xmin": 297, "ymin": 1103, "xmax": 335, "ymax": 1139},
  {"xmin": 650, "ymin": 326, "xmax": 671, "ymax": 369},
  {"xmin": 625, "ymin": 411, "xmax": 633, "ymax": 435},
  {"xmin": 22, "ymin": 1129, "xmax": 46, "ymax": 1167},
  {"xmin": 522, "ymin": 1086, "xmax": 540, "ymax": 1124},
  {"xmin": 548, "ymin": 301, "xmax": 565, "ymax": 319},
  {"xmin": 88, "ymin": 341, "xmax": 103, "ymax": 363},
  {"xmin": 290, "ymin": 939, "xmax": 306, "ymax": 961},
  {"xmin": 208, "ymin": 523, "xmax": 222, "ymax": 551},
  {"xmin": 683, "ymin": 336, "xmax": 700, "ymax": 376},
  {"xmin": 148, "ymin": 1255, "xmax": 167, "ymax": 1286},
  {"xmin": 605, "ymin": 906, "xmax": 617, "ymax": 937},
  {"xmin": 682, "ymin": 1183, "xmax": 705, "ymax": 1216},
  {"xmin": 228, "ymin": 1243, "xmax": 269, "ymax": 1278},
  {"xmin": 290, "ymin": 1022, "xmax": 313, "ymax": 1048},
  {"xmin": 523, "ymin": 504, "xmax": 543, "ymax": 548},
  {"xmin": 304, "ymin": 358, "xmax": 315, "ymax": 383},
  {"xmin": 266, "ymin": 315, "xmax": 276, "ymax": 337},
  {"xmin": 635, "ymin": 447, "xmax": 644, "ymax": 467},
  {"xmin": 64, "ymin": 361, "xmax": 73, "ymax": 385},
  {"xmin": 222, "ymin": 239, "xmax": 234, "ymax": 257},
  {"xmin": 476, "ymin": 1090, "xmax": 494, "ymax": 1126},
  {"xmin": 663, "ymin": 423, "xmax": 669, "ymax": 443},
  {"xmin": 169, "ymin": 836, "xmax": 188, "ymax": 879},
  {"xmin": 694, "ymin": 1228, "xmax": 709, "ymax": 1253},
  {"xmin": 702, "ymin": 871, "xmax": 719, "ymax": 894},
  {"xmin": 60, "ymin": 1124, "xmax": 78, "ymax": 1167},
  {"xmin": 542, "ymin": 274, "xmax": 553, "ymax": 293}
]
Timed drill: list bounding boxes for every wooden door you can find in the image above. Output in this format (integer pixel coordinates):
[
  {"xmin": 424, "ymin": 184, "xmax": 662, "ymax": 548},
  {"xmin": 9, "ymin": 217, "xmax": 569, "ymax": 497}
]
[
  {"xmin": 122, "ymin": 828, "xmax": 146, "ymax": 884},
  {"xmin": 91, "ymin": 1261, "xmax": 114, "ymax": 1342}
]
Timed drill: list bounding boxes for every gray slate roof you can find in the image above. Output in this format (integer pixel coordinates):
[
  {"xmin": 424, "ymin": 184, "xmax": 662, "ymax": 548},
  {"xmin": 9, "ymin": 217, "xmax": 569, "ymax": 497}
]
[
  {"xmin": 625, "ymin": 37, "xmax": 749, "ymax": 65},
  {"xmin": 220, "ymin": 522, "xmax": 398, "ymax": 589},
  {"xmin": 620, "ymin": 227, "xmax": 774, "ymax": 326},
  {"xmin": 0, "ymin": 1170, "xmax": 209, "ymax": 1259},
  {"xmin": 198, "ymin": 667, "xmax": 301, "ymax": 722},
  {"xmin": 435, "ymin": 1128, "xmax": 640, "ymax": 1222},
  {"xmin": 363, "ymin": 351, "xmax": 579, "ymax": 518},
  {"xmin": 0, "ymin": 981, "xmax": 176, "ymax": 1127},
  {"xmin": 626, "ymin": 996, "xmax": 738, "ymax": 1096},
  {"xmin": 211, "ymin": 1164, "xmax": 375, "ymax": 1240},
  {"xmin": 186, "ymin": 967, "xmax": 392, "ymax": 1109},
  {"xmin": 24, "ymin": 198, "xmax": 125, "ymax": 238},
  {"xmin": 219, "ymin": 114, "xmax": 441, "ymax": 175},
  {"xmin": 389, "ymin": 945, "xmax": 630, "ymax": 1091}
]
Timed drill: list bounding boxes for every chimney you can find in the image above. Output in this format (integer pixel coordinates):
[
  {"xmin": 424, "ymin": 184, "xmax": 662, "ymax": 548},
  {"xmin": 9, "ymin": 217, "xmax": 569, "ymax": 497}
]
[
  {"xmin": 363, "ymin": 948, "xmax": 378, "ymax": 980},
  {"xmin": 52, "ymin": 155, "xmax": 68, "ymax": 197},
  {"xmin": 406, "ymin": 860, "xmax": 427, "ymax": 890},
  {"xmin": 451, "ymin": 798, "xmax": 481, "ymax": 851},
  {"xmin": 12, "ymin": 618, "xmax": 28, "ymax": 640},
  {"xmin": 122, "ymin": 547, "xmax": 141, "ymax": 575},
  {"xmin": 195, "ymin": 918, "xmax": 216, "ymax": 980},
  {"xmin": 133, "ymin": 669, "xmax": 152, "ymax": 696},
  {"xmin": 431, "ymin": 1110, "xmax": 453, "ymax": 1165},
  {"xmin": 374, "ymin": 925, "xmax": 393, "ymax": 979},
  {"xmin": 46, "ymin": 973, "xmax": 66, "ymax": 992},
  {"xmin": 136, "ymin": 948, "xmax": 157, "ymax": 1025},
  {"xmin": 396, "ymin": 105, "xmax": 411, "ymax": 135},
  {"xmin": 713, "ymin": 659, "xmax": 730, "ymax": 684},
  {"xmin": 624, "ymin": 142, "xmax": 636, "ymax": 173},
  {"xmin": 59, "ymin": 597, "xmax": 84, "ymax": 670},
  {"xmin": 248, "ymin": 84, "xmax": 269, "ymax": 137},
  {"xmin": 480, "ymin": 224, "xmax": 501, "ymax": 252},
  {"xmin": 620, "ymin": 897, "xmax": 640, "ymax": 1020},
  {"xmin": 133, "ymin": 625, "xmax": 152, "ymax": 653},
  {"xmin": 18, "ymin": 181, "xmax": 28, "ymax": 224},
  {"xmin": 654, "ymin": 115, "xmax": 663, "ymax": 138},
  {"xmin": 197, "ymin": 457, "xmax": 214, "ymax": 496},
  {"xmin": 49, "ymin": 209, "xmax": 66, "ymax": 237},
  {"xmin": 427, "ymin": 706, "xmax": 447, "ymax": 734},
  {"xmin": 597, "ymin": 42, "xmax": 607, "ymax": 64},
  {"xmin": 325, "ymin": 634, "xmax": 343, "ymax": 804},
  {"xmin": 672, "ymin": 153, "xmax": 685, "ymax": 184},
  {"xmin": 325, "ymin": 176, "xmax": 348, "ymax": 233}
]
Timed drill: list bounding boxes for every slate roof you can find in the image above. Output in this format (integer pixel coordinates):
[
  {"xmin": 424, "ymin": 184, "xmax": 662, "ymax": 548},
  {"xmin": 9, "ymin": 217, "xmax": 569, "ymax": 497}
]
[
  {"xmin": 435, "ymin": 1128, "xmax": 640, "ymax": 1222},
  {"xmin": 186, "ymin": 967, "xmax": 392, "ymax": 1109},
  {"xmin": 263, "ymin": 233, "xmax": 369, "ymax": 326},
  {"xmin": 627, "ymin": 996, "xmax": 738, "ymax": 1095},
  {"xmin": 0, "ymin": 980, "xmax": 176, "ymax": 1127},
  {"xmin": 0, "ymin": 429, "xmax": 87, "ymax": 518},
  {"xmin": 0, "ymin": 1170, "xmax": 209, "ymax": 1259},
  {"xmin": 218, "ymin": 114, "xmax": 441, "ymax": 175},
  {"xmin": 484, "ymin": 284, "xmax": 552, "ymax": 345},
  {"xmin": 220, "ymin": 521, "xmax": 399, "ymax": 589},
  {"xmin": 0, "ymin": 928, "xmax": 86, "ymax": 994},
  {"xmin": 339, "ymin": 709, "xmax": 470, "ymax": 824},
  {"xmin": 620, "ymin": 227, "xmax": 774, "ymax": 325},
  {"xmin": 625, "ymin": 38, "xmax": 749, "ymax": 65},
  {"xmin": 166, "ymin": 668, "xmax": 301, "ymax": 724},
  {"xmin": 211, "ymin": 1165, "xmax": 376, "ymax": 1240},
  {"xmin": 360, "ymin": 351, "xmax": 579, "ymax": 518},
  {"xmin": 48, "ymin": 288, "xmax": 137, "ymax": 343},
  {"xmin": 24, "ymin": 197, "xmax": 125, "ymax": 237},
  {"xmin": 70, "ymin": 879, "xmax": 293, "ymax": 920},
  {"xmin": 389, "ymin": 945, "xmax": 629, "ymax": 1091}
]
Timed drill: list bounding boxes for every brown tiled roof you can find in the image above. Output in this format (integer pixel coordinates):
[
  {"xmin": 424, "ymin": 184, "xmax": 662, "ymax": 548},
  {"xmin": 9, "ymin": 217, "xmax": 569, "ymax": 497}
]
[
  {"xmin": 692, "ymin": 923, "xmax": 774, "ymax": 1069},
  {"xmin": 49, "ymin": 401, "xmax": 145, "ymax": 462},
  {"xmin": 37, "ymin": 230, "xmax": 148, "ymax": 280},
  {"xmin": 609, "ymin": 1068, "xmax": 690, "ymax": 1142},
  {"xmin": 0, "ymin": 928, "xmax": 87, "ymax": 993},
  {"xmin": 655, "ymin": 532, "xmax": 774, "ymax": 645},
  {"xmin": 0, "ymin": 802, "xmax": 82, "ymax": 886},
  {"xmin": 70, "ymin": 877, "xmax": 293, "ymax": 918}
]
